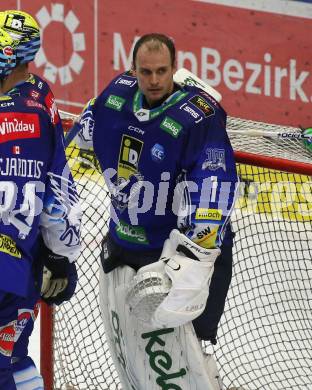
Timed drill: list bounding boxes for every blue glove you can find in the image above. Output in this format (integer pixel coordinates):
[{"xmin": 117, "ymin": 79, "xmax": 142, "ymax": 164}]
[{"xmin": 40, "ymin": 248, "xmax": 78, "ymax": 306}]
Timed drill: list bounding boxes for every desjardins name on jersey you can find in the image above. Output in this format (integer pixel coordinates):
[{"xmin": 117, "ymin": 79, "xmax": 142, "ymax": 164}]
[{"xmin": 0, "ymin": 157, "xmax": 43, "ymax": 179}]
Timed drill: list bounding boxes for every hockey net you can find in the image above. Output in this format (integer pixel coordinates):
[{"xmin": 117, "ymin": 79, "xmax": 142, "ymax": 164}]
[{"xmin": 40, "ymin": 112, "xmax": 312, "ymax": 390}]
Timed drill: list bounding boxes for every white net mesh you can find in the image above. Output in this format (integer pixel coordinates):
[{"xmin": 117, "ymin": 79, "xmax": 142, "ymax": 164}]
[
  {"xmin": 227, "ymin": 116, "xmax": 311, "ymax": 164},
  {"xmin": 46, "ymin": 112, "xmax": 312, "ymax": 390}
]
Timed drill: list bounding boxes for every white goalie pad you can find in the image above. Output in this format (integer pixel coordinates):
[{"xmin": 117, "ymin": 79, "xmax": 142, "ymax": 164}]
[{"xmin": 99, "ymin": 265, "xmax": 224, "ymax": 390}]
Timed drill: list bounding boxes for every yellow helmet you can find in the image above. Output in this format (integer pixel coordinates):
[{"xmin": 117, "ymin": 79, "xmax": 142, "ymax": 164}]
[
  {"xmin": 0, "ymin": 10, "xmax": 40, "ymax": 64},
  {"xmin": 0, "ymin": 27, "xmax": 16, "ymax": 78}
]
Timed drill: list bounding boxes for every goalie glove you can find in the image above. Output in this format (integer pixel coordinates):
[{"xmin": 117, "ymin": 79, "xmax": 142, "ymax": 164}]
[
  {"xmin": 126, "ymin": 260, "xmax": 171, "ymax": 324},
  {"xmin": 40, "ymin": 248, "xmax": 78, "ymax": 305},
  {"xmin": 127, "ymin": 229, "xmax": 220, "ymax": 328},
  {"xmin": 152, "ymin": 229, "xmax": 220, "ymax": 328}
]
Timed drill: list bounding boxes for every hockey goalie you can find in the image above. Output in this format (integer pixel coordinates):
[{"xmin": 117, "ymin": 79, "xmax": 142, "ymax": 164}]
[{"xmin": 71, "ymin": 34, "xmax": 238, "ymax": 390}]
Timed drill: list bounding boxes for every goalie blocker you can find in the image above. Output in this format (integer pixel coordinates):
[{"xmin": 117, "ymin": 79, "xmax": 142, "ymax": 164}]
[{"xmin": 127, "ymin": 230, "xmax": 220, "ymax": 329}]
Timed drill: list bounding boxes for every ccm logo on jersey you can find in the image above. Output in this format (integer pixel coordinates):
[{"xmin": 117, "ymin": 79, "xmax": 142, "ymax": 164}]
[
  {"xmin": 0, "ymin": 113, "xmax": 40, "ymax": 143},
  {"xmin": 0, "ymin": 102, "xmax": 14, "ymax": 108}
]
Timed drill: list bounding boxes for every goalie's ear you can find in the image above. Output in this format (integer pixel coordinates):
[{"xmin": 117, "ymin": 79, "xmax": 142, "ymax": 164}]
[
  {"xmin": 172, "ymin": 59, "xmax": 177, "ymax": 75},
  {"xmin": 131, "ymin": 62, "xmax": 136, "ymax": 77}
]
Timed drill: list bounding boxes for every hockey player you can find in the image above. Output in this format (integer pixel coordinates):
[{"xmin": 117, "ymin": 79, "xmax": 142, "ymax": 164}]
[
  {"xmin": 0, "ymin": 10, "xmax": 81, "ymax": 390},
  {"xmin": 0, "ymin": 24, "xmax": 81, "ymax": 390},
  {"xmin": 72, "ymin": 33, "xmax": 238, "ymax": 389},
  {"xmin": 0, "ymin": 10, "xmax": 81, "ymax": 389}
]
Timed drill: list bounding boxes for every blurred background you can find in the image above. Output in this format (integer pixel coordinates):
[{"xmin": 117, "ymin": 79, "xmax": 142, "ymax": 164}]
[{"xmin": 5, "ymin": 0, "xmax": 312, "ymax": 128}]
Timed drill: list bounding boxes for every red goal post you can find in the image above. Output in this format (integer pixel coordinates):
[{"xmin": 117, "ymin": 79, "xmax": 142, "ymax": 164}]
[{"xmin": 40, "ymin": 112, "xmax": 312, "ymax": 390}]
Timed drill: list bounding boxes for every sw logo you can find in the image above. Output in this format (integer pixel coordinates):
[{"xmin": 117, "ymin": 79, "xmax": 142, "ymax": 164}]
[
  {"xmin": 118, "ymin": 135, "xmax": 143, "ymax": 180},
  {"xmin": 193, "ymin": 225, "xmax": 219, "ymax": 249}
]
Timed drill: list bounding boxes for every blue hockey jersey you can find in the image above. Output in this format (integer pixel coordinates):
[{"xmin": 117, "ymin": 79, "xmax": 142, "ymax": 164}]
[
  {"xmin": 0, "ymin": 95, "xmax": 81, "ymax": 297},
  {"xmin": 7, "ymin": 73, "xmax": 62, "ymax": 129},
  {"xmin": 74, "ymin": 71, "xmax": 238, "ymax": 251}
]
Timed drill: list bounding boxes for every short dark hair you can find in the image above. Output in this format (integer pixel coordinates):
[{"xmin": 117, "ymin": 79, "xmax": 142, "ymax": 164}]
[{"xmin": 132, "ymin": 33, "xmax": 176, "ymax": 68}]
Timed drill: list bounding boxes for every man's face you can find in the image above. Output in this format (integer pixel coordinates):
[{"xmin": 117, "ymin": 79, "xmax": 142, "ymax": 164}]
[{"xmin": 133, "ymin": 43, "xmax": 176, "ymax": 106}]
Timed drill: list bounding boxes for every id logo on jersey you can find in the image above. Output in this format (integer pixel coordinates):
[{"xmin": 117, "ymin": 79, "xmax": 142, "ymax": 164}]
[{"xmin": 118, "ymin": 135, "xmax": 143, "ymax": 180}]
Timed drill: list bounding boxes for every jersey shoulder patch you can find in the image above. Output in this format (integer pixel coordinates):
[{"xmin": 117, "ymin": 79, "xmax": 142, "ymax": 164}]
[
  {"xmin": 187, "ymin": 94, "xmax": 215, "ymax": 118},
  {"xmin": 101, "ymin": 75, "xmax": 136, "ymax": 112},
  {"xmin": 176, "ymin": 88, "xmax": 216, "ymax": 125},
  {"xmin": 113, "ymin": 72, "xmax": 138, "ymax": 89}
]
